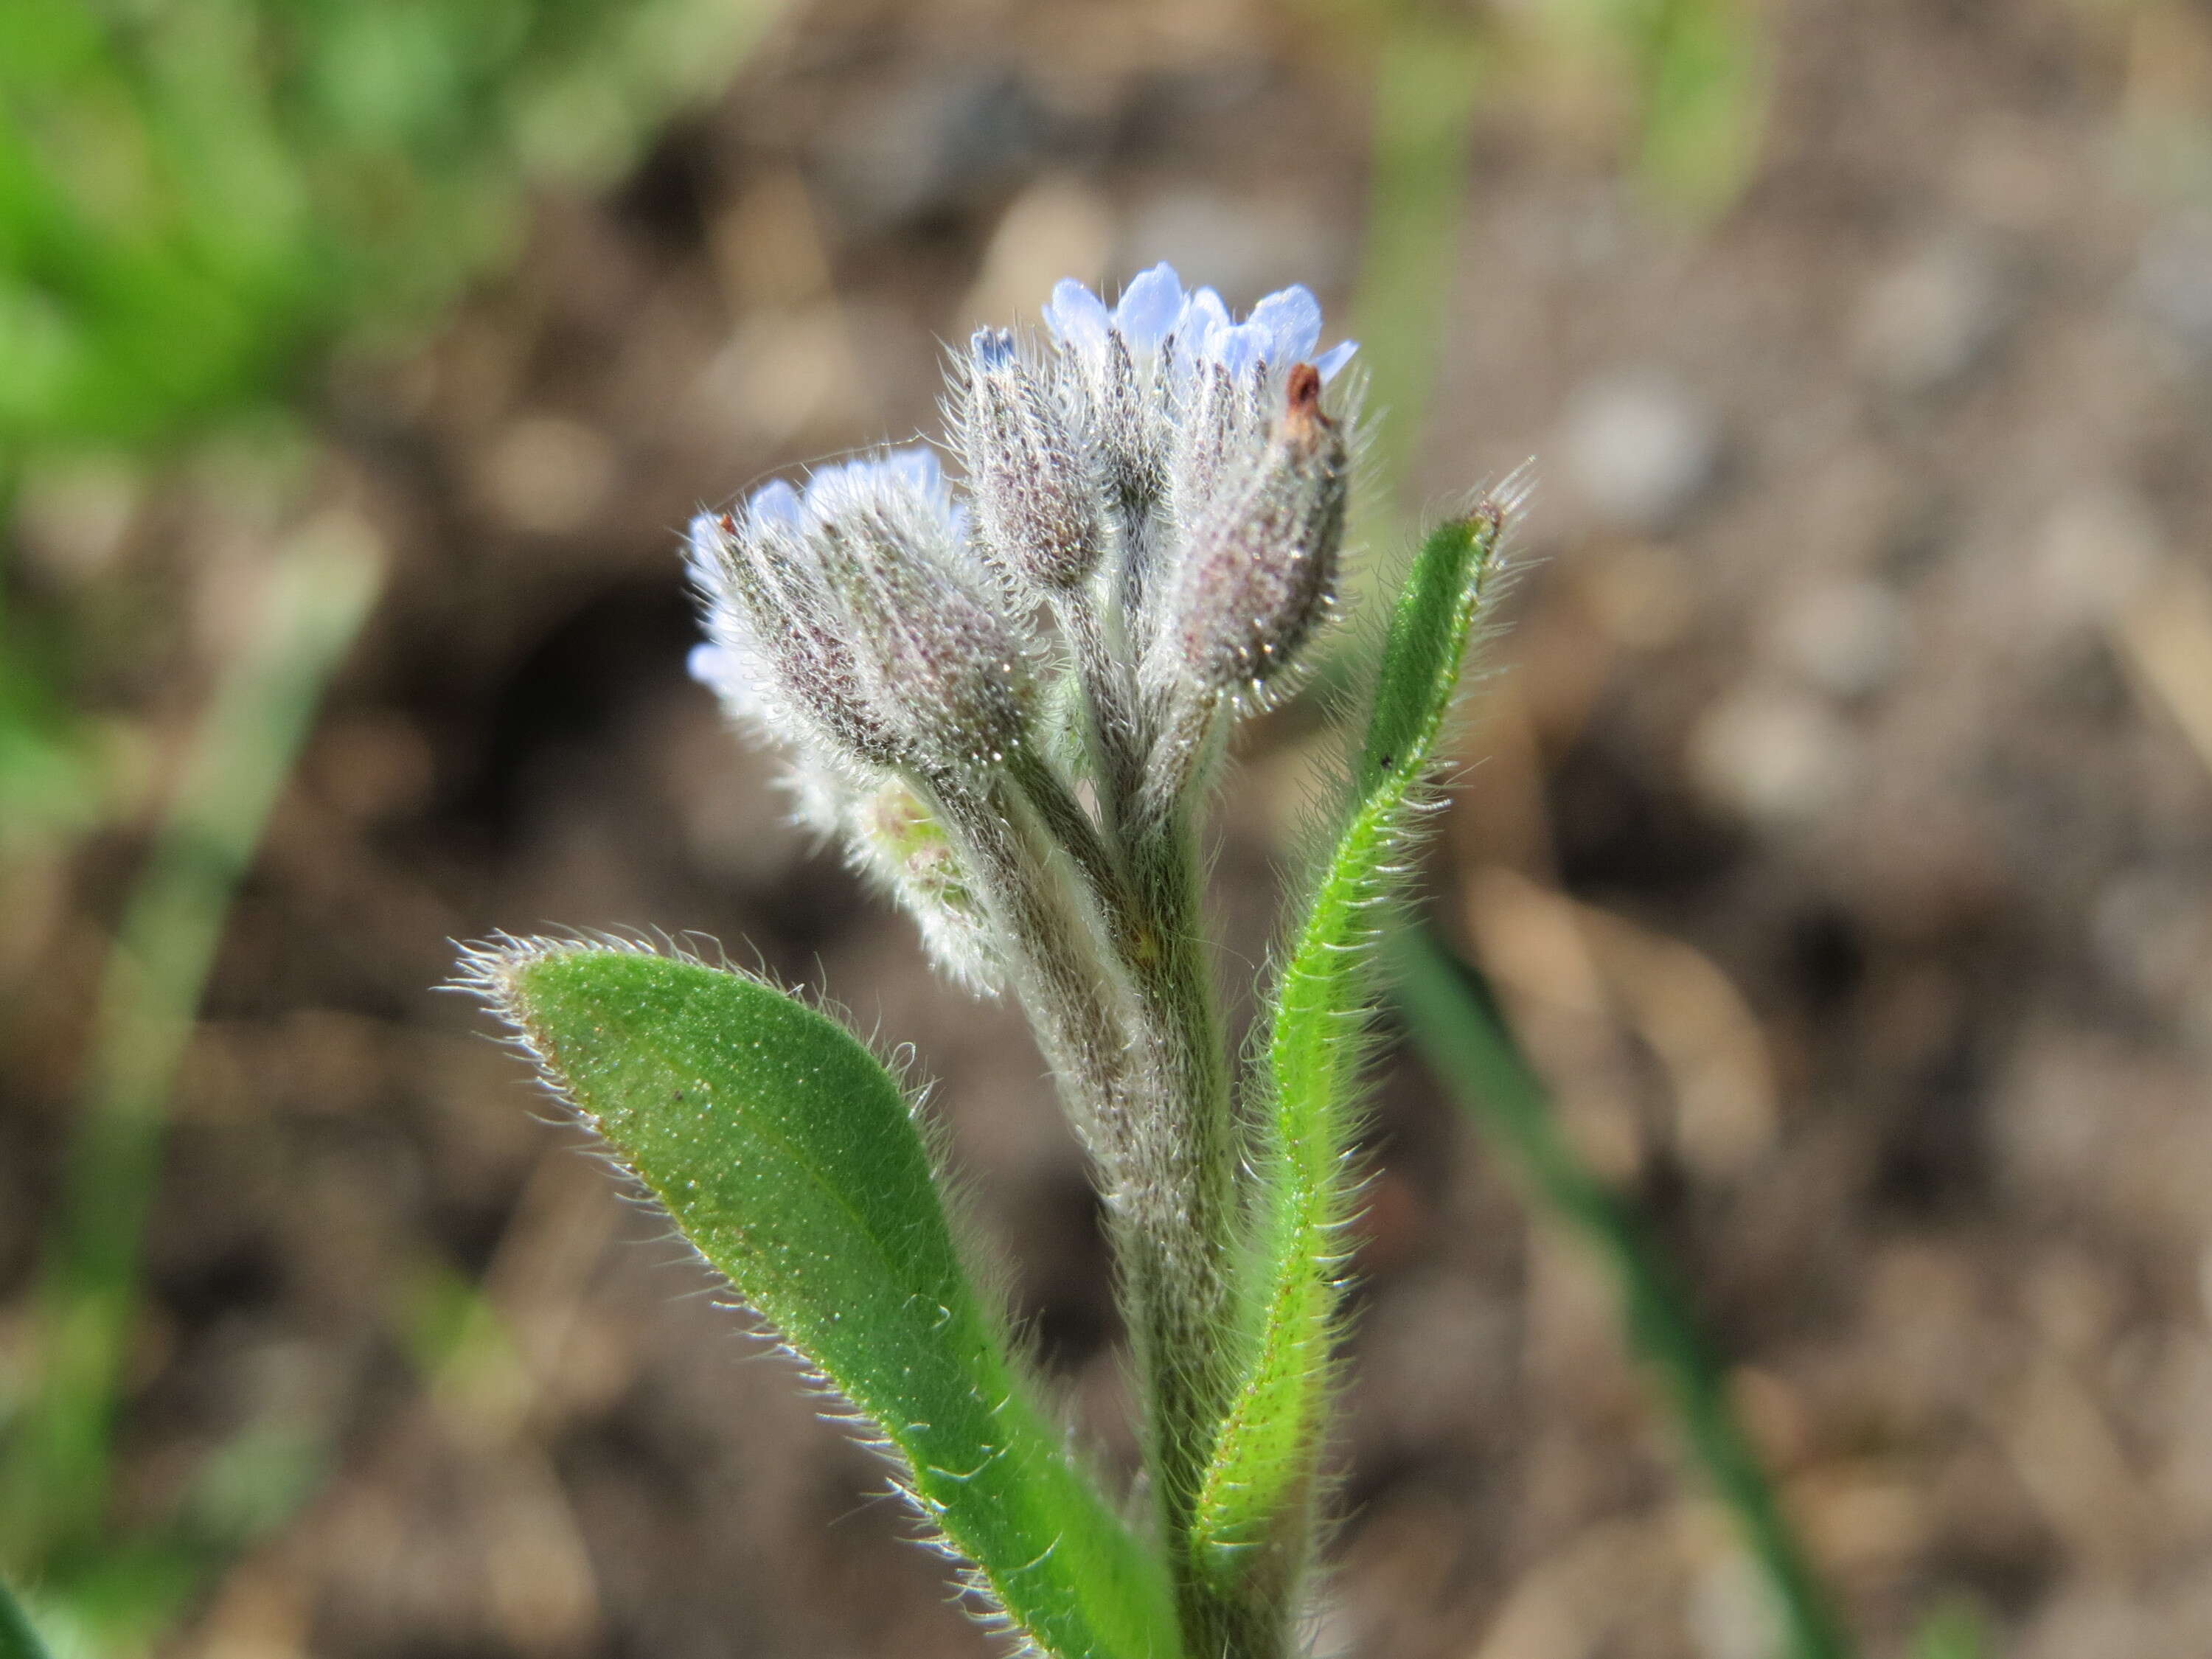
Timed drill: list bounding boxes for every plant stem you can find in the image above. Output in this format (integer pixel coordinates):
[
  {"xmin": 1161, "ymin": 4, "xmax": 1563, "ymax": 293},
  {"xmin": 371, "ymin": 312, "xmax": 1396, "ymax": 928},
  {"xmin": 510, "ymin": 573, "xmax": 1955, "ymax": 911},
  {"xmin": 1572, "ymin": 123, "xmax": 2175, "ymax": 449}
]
[
  {"xmin": 1057, "ymin": 592, "xmax": 1150, "ymax": 846},
  {"xmin": 931, "ymin": 779, "xmax": 1142, "ymax": 1179},
  {"xmin": 1007, "ymin": 746, "xmax": 1134, "ymax": 937},
  {"xmin": 973, "ymin": 726, "xmax": 1259, "ymax": 1653},
  {"xmin": 1387, "ymin": 928, "xmax": 1854, "ymax": 1659},
  {"xmin": 1123, "ymin": 803, "xmax": 1257, "ymax": 1657}
]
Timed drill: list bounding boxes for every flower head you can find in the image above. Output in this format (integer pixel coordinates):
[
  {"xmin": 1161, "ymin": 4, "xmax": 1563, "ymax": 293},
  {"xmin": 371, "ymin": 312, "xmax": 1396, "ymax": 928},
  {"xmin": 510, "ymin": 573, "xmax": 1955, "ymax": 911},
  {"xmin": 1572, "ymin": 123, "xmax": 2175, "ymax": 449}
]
[
  {"xmin": 689, "ymin": 267, "xmax": 1360, "ymax": 981},
  {"xmin": 689, "ymin": 447, "xmax": 1034, "ymax": 780}
]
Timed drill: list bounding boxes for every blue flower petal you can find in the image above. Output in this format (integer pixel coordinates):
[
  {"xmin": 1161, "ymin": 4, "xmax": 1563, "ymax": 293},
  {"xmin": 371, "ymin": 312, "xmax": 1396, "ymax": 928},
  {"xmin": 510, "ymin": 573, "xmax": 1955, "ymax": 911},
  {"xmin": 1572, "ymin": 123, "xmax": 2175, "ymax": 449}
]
[
  {"xmin": 1043, "ymin": 278, "xmax": 1110, "ymax": 353},
  {"xmin": 687, "ymin": 642, "xmax": 731, "ymax": 687},
  {"xmin": 1113, "ymin": 263, "xmax": 1184, "ymax": 350},
  {"xmin": 883, "ymin": 445, "xmax": 945, "ymax": 499},
  {"xmin": 1172, "ymin": 287, "xmax": 1232, "ymax": 358},
  {"xmin": 748, "ymin": 478, "xmax": 804, "ymax": 528},
  {"xmin": 797, "ymin": 462, "xmax": 855, "ymax": 518},
  {"xmin": 1215, "ymin": 321, "xmax": 1268, "ymax": 379},
  {"xmin": 1248, "ymin": 285, "xmax": 1322, "ymax": 367}
]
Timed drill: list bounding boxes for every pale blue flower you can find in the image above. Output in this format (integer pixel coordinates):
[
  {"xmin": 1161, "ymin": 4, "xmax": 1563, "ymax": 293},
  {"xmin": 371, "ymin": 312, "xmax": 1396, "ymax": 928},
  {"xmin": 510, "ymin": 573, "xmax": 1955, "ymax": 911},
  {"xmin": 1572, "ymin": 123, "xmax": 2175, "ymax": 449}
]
[
  {"xmin": 1045, "ymin": 264, "xmax": 1357, "ymax": 382},
  {"xmin": 1112, "ymin": 262, "xmax": 1185, "ymax": 351}
]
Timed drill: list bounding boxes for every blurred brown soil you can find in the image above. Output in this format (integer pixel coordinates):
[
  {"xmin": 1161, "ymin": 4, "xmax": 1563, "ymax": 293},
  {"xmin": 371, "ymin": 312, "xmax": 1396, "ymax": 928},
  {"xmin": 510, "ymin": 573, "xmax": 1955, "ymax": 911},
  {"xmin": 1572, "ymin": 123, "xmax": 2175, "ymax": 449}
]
[{"xmin": 7, "ymin": 1, "xmax": 2212, "ymax": 1656}]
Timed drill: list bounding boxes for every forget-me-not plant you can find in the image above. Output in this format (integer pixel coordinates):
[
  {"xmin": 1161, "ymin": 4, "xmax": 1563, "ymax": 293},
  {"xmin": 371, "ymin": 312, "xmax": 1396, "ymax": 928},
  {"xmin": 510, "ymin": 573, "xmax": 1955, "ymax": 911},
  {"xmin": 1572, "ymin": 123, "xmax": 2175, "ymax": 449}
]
[{"xmin": 464, "ymin": 265, "xmax": 1517, "ymax": 1659}]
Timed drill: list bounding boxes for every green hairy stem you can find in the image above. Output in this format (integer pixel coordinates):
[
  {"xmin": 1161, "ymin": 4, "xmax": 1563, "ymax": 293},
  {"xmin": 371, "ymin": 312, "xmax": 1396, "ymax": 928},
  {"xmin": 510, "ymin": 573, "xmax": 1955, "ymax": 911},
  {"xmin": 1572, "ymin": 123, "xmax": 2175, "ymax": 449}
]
[
  {"xmin": 1016, "ymin": 678, "xmax": 1251, "ymax": 1655},
  {"xmin": 942, "ymin": 762, "xmax": 1247, "ymax": 1657},
  {"xmin": 1121, "ymin": 792, "xmax": 1246, "ymax": 1658}
]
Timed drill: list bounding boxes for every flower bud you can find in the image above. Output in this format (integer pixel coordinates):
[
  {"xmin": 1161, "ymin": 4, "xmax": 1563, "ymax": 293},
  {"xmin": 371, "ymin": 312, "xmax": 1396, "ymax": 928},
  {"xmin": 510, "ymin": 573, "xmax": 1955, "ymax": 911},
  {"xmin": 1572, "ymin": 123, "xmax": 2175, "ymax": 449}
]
[
  {"xmin": 1043, "ymin": 267, "xmax": 1186, "ymax": 525},
  {"xmin": 848, "ymin": 776, "xmax": 1004, "ymax": 994},
  {"xmin": 959, "ymin": 328, "xmax": 1105, "ymax": 594},
  {"xmin": 803, "ymin": 452, "xmax": 1038, "ymax": 774},
  {"xmin": 1160, "ymin": 283, "xmax": 1357, "ymax": 539},
  {"xmin": 1161, "ymin": 363, "xmax": 1350, "ymax": 698},
  {"xmin": 686, "ymin": 495, "xmax": 904, "ymax": 771}
]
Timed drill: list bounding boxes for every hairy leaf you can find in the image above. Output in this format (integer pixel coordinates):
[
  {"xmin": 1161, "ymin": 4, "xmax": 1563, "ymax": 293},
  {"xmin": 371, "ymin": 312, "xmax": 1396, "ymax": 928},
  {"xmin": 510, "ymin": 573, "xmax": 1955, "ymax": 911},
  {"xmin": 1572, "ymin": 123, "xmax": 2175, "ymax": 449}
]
[
  {"xmin": 472, "ymin": 942, "xmax": 1180, "ymax": 1659},
  {"xmin": 1194, "ymin": 501, "xmax": 1508, "ymax": 1595}
]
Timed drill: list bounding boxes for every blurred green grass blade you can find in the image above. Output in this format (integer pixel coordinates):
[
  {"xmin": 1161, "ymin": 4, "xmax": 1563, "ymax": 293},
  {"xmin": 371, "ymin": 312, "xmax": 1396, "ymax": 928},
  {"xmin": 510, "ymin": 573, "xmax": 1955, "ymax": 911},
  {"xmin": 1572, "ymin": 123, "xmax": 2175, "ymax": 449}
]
[
  {"xmin": 0, "ymin": 589, "xmax": 102, "ymax": 852},
  {"xmin": 1351, "ymin": 13, "xmax": 1487, "ymax": 533},
  {"xmin": 19, "ymin": 1535, "xmax": 201, "ymax": 1658},
  {"xmin": 1618, "ymin": 0, "xmax": 1769, "ymax": 219},
  {"xmin": 1196, "ymin": 509, "xmax": 1506, "ymax": 1595},
  {"xmin": 0, "ymin": 521, "xmax": 382, "ymax": 1569},
  {"xmin": 1902, "ymin": 1601, "xmax": 1991, "ymax": 1659},
  {"xmin": 1, "ymin": 1573, "xmax": 54, "ymax": 1659},
  {"xmin": 1385, "ymin": 928, "xmax": 1853, "ymax": 1659},
  {"xmin": 1910, "ymin": 1600, "xmax": 1989, "ymax": 1659},
  {"xmin": 476, "ymin": 945, "xmax": 1183, "ymax": 1659}
]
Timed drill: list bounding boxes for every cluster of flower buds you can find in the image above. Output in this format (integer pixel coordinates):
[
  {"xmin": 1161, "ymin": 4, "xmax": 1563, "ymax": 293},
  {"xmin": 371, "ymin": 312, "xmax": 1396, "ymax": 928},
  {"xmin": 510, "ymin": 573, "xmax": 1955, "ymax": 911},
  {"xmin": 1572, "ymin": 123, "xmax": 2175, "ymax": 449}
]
[
  {"xmin": 689, "ymin": 448, "xmax": 1036, "ymax": 773},
  {"xmin": 689, "ymin": 266, "xmax": 1359, "ymax": 985},
  {"xmin": 1032, "ymin": 269, "xmax": 1355, "ymax": 636}
]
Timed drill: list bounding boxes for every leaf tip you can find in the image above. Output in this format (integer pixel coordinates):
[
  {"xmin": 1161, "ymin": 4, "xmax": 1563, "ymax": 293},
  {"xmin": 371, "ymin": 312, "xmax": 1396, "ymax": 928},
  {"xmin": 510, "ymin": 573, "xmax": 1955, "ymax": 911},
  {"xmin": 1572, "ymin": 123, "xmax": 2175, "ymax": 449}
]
[
  {"xmin": 1480, "ymin": 457, "xmax": 1538, "ymax": 530},
  {"xmin": 447, "ymin": 931, "xmax": 678, "ymax": 1084},
  {"xmin": 449, "ymin": 931, "xmax": 580, "ymax": 1032}
]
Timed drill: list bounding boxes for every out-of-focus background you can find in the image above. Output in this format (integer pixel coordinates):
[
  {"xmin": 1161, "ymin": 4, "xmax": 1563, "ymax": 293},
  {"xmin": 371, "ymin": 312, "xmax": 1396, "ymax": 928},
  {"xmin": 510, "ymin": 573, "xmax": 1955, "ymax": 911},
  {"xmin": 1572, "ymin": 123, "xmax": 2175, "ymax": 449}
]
[{"xmin": 5, "ymin": 1, "xmax": 2212, "ymax": 1655}]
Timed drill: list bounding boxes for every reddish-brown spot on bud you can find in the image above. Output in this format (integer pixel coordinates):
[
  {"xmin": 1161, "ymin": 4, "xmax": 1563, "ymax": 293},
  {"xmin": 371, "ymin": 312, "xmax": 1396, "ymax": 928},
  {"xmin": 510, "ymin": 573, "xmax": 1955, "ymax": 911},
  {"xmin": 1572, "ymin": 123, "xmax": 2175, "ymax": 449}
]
[
  {"xmin": 1279, "ymin": 361, "xmax": 1335, "ymax": 451},
  {"xmin": 1165, "ymin": 364, "xmax": 1352, "ymax": 696}
]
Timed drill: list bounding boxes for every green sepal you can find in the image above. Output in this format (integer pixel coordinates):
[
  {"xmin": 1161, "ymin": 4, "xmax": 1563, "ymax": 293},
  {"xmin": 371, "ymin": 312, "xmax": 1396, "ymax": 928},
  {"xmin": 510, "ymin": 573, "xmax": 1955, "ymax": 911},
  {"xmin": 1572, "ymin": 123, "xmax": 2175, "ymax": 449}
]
[
  {"xmin": 1194, "ymin": 505, "xmax": 1506, "ymax": 1596},
  {"xmin": 470, "ymin": 942, "xmax": 1181, "ymax": 1659}
]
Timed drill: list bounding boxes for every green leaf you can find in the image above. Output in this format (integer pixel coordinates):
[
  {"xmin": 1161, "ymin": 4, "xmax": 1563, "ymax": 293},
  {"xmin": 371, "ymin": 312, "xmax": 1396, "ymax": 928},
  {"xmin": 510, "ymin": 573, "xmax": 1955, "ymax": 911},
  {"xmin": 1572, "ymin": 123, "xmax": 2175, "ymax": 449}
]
[
  {"xmin": 1194, "ymin": 504, "xmax": 1508, "ymax": 1595},
  {"xmin": 1357, "ymin": 503, "xmax": 1510, "ymax": 800},
  {"xmin": 473, "ymin": 942, "xmax": 1181, "ymax": 1659}
]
